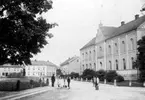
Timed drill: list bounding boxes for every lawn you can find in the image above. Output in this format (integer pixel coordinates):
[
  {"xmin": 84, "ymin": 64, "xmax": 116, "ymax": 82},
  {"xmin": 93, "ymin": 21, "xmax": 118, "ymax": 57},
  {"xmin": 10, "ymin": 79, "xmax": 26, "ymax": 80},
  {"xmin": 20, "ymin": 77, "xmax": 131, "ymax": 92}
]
[{"xmin": 100, "ymin": 80, "xmax": 144, "ymax": 87}]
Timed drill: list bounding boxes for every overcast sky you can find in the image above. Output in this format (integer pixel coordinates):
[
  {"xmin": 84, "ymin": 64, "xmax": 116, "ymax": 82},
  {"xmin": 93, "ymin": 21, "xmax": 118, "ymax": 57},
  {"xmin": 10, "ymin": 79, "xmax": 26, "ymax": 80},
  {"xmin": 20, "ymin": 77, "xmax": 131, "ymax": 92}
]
[{"xmin": 32, "ymin": 0, "xmax": 144, "ymax": 66}]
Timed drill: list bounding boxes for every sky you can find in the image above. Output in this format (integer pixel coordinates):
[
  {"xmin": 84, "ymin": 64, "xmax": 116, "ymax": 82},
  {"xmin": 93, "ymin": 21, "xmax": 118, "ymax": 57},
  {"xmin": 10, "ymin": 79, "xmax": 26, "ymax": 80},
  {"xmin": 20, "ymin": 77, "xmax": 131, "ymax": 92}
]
[{"xmin": 32, "ymin": 0, "xmax": 144, "ymax": 66}]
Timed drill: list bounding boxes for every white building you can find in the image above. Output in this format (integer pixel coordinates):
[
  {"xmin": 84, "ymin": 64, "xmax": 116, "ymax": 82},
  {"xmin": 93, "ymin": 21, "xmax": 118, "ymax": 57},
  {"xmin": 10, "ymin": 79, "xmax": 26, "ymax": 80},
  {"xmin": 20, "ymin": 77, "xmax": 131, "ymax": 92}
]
[
  {"xmin": 80, "ymin": 14, "xmax": 145, "ymax": 80},
  {"xmin": 0, "ymin": 64, "xmax": 23, "ymax": 77},
  {"xmin": 25, "ymin": 60, "xmax": 57, "ymax": 78},
  {"xmin": 60, "ymin": 56, "xmax": 80, "ymax": 74}
]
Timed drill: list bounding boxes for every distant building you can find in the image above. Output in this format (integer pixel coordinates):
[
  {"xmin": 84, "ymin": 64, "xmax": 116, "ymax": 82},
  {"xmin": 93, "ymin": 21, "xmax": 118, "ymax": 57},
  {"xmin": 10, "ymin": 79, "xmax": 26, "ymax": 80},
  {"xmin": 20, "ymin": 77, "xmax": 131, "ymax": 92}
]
[
  {"xmin": 25, "ymin": 60, "xmax": 57, "ymax": 77},
  {"xmin": 0, "ymin": 64, "xmax": 23, "ymax": 77},
  {"xmin": 80, "ymin": 14, "xmax": 145, "ymax": 80},
  {"xmin": 60, "ymin": 56, "xmax": 80, "ymax": 74}
]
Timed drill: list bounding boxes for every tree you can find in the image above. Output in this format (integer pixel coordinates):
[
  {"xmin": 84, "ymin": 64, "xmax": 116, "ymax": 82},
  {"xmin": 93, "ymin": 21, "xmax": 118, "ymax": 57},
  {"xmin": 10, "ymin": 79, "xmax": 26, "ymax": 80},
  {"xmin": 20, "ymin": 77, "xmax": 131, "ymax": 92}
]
[
  {"xmin": 0, "ymin": 0, "xmax": 57, "ymax": 65},
  {"xmin": 81, "ymin": 69, "xmax": 96, "ymax": 80},
  {"xmin": 137, "ymin": 36, "xmax": 145, "ymax": 82},
  {"xmin": 56, "ymin": 69, "xmax": 63, "ymax": 76}
]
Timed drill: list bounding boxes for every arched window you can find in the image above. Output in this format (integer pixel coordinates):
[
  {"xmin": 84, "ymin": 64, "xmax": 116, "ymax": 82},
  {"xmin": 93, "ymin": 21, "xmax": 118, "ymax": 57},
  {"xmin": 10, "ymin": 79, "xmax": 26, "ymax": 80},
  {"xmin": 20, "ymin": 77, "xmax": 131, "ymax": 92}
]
[
  {"xmin": 116, "ymin": 60, "xmax": 118, "ymax": 70},
  {"xmin": 109, "ymin": 61, "xmax": 112, "ymax": 70},
  {"xmin": 123, "ymin": 59, "xmax": 126, "ymax": 70},
  {"xmin": 122, "ymin": 41, "xmax": 125, "ymax": 52},
  {"xmin": 94, "ymin": 63, "xmax": 96, "ymax": 71},
  {"xmin": 89, "ymin": 51, "xmax": 91, "ymax": 61},
  {"xmin": 86, "ymin": 52, "xmax": 88, "ymax": 61},
  {"xmin": 130, "ymin": 38, "xmax": 134, "ymax": 50},
  {"xmin": 82, "ymin": 65, "xmax": 84, "ymax": 71},
  {"xmin": 131, "ymin": 57, "xmax": 135, "ymax": 69},
  {"xmin": 100, "ymin": 62, "xmax": 102, "ymax": 68},
  {"xmin": 86, "ymin": 64, "xmax": 88, "ymax": 69},
  {"xmin": 93, "ymin": 50, "xmax": 96, "ymax": 60},
  {"xmin": 108, "ymin": 45, "xmax": 111, "ymax": 54},
  {"xmin": 100, "ymin": 46, "xmax": 102, "ymax": 51},
  {"xmin": 115, "ymin": 43, "xmax": 118, "ymax": 53},
  {"xmin": 90, "ymin": 63, "xmax": 92, "ymax": 69}
]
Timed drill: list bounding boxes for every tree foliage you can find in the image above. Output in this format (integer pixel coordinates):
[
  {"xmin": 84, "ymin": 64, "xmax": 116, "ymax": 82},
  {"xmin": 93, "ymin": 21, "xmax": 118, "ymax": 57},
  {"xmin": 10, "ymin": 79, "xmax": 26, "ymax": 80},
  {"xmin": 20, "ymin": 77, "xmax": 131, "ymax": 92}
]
[
  {"xmin": 81, "ymin": 69, "xmax": 96, "ymax": 80},
  {"xmin": 0, "ymin": 0, "xmax": 57, "ymax": 65},
  {"xmin": 137, "ymin": 36, "xmax": 145, "ymax": 82}
]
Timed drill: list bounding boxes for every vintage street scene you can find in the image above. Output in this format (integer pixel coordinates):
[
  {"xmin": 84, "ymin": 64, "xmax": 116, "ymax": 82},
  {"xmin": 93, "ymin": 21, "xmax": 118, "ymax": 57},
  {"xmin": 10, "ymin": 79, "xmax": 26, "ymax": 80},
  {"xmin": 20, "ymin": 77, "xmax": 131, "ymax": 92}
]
[{"xmin": 0, "ymin": 0, "xmax": 145, "ymax": 100}]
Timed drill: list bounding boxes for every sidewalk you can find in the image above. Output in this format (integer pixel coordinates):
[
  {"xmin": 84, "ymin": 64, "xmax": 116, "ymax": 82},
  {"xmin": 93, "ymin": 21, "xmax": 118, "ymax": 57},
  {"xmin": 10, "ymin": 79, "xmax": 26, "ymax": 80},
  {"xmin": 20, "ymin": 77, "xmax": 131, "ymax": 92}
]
[{"xmin": 0, "ymin": 86, "xmax": 55, "ymax": 100}]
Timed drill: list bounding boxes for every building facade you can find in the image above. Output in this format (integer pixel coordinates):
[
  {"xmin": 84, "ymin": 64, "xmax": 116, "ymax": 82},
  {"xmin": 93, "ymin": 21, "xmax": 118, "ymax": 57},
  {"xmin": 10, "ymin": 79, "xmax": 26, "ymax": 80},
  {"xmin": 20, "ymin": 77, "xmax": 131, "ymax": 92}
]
[
  {"xmin": 60, "ymin": 56, "xmax": 80, "ymax": 75},
  {"xmin": 25, "ymin": 60, "xmax": 57, "ymax": 78},
  {"xmin": 0, "ymin": 64, "xmax": 23, "ymax": 77},
  {"xmin": 80, "ymin": 15, "xmax": 145, "ymax": 80}
]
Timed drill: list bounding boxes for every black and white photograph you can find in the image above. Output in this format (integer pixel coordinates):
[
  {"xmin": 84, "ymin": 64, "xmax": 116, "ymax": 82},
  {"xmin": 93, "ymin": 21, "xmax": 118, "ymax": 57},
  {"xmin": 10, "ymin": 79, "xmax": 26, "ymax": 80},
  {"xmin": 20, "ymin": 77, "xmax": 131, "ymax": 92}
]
[{"xmin": 0, "ymin": 0, "xmax": 145, "ymax": 100}]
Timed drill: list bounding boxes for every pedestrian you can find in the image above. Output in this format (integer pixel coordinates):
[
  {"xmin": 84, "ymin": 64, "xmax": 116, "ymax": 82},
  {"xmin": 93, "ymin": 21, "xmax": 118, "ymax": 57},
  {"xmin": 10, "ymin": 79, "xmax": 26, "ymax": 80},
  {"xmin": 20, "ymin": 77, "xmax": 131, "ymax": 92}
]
[
  {"xmin": 67, "ymin": 77, "xmax": 71, "ymax": 89},
  {"xmin": 51, "ymin": 74, "xmax": 55, "ymax": 87},
  {"xmin": 94, "ymin": 76, "xmax": 99, "ymax": 90},
  {"xmin": 92, "ymin": 77, "xmax": 95, "ymax": 86}
]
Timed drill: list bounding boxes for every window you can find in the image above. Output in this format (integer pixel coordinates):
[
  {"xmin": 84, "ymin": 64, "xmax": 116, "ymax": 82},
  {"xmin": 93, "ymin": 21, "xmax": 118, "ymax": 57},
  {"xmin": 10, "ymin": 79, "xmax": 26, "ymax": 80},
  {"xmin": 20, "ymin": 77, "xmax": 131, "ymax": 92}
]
[
  {"xmin": 123, "ymin": 59, "xmax": 126, "ymax": 70},
  {"xmin": 89, "ymin": 51, "xmax": 91, "ymax": 61},
  {"xmin": 116, "ymin": 60, "xmax": 118, "ymax": 70},
  {"xmin": 130, "ymin": 38, "xmax": 134, "ymax": 50},
  {"xmin": 115, "ymin": 43, "xmax": 118, "ymax": 53},
  {"xmin": 108, "ymin": 45, "xmax": 111, "ymax": 54},
  {"xmin": 86, "ymin": 52, "xmax": 88, "ymax": 61},
  {"xmin": 109, "ymin": 61, "xmax": 112, "ymax": 70},
  {"xmin": 100, "ymin": 62, "xmax": 102, "ymax": 67},
  {"xmin": 90, "ymin": 63, "xmax": 92, "ymax": 69},
  {"xmin": 93, "ymin": 50, "xmax": 96, "ymax": 60},
  {"xmin": 122, "ymin": 41, "xmax": 125, "ymax": 52},
  {"xmin": 131, "ymin": 57, "xmax": 135, "ymax": 69},
  {"xmin": 100, "ymin": 46, "xmax": 102, "ymax": 51},
  {"xmin": 94, "ymin": 63, "xmax": 96, "ymax": 71},
  {"xmin": 86, "ymin": 64, "xmax": 88, "ymax": 69}
]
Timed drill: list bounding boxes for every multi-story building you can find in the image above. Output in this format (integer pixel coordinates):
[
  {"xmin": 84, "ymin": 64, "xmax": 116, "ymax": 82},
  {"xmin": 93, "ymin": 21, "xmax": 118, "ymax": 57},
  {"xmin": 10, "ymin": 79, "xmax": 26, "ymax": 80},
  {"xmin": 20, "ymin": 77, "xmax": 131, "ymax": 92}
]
[
  {"xmin": 80, "ymin": 14, "xmax": 145, "ymax": 80},
  {"xmin": 60, "ymin": 56, "xmax": 80, "ymax": 75},
  {"xmin": 25, "ymin": 60, "xmax": 57, "ymax": 78},
  {"xmin": 0, "ymin": 64, "xmax": 23, "ymax": 77}
]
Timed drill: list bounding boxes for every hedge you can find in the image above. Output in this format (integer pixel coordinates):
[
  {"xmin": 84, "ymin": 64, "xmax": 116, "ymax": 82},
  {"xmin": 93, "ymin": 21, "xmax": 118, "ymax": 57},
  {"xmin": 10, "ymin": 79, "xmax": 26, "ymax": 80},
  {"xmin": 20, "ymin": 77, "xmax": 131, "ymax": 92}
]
[{"xmin": 0, "ymin": 80, "xmax": 48, "ymax": 91}]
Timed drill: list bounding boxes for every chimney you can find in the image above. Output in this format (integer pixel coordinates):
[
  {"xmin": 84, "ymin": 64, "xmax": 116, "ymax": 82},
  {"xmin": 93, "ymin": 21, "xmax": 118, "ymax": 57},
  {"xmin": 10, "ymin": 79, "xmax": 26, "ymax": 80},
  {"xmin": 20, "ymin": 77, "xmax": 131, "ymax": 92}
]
[
  {"xmin": 121, "ymin": 21, "xmax": 125, "ymax": 26},
  {"xmin": 135, "ymin": 14, "xmax": 139, "ymax": 20}
]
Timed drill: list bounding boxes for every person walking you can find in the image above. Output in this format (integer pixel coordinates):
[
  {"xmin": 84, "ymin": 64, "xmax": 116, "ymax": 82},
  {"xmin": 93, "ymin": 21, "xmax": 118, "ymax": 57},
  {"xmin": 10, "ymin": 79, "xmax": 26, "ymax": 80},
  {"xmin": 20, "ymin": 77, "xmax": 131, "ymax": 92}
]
[
  {"xmin": 67, "ymin": 77, "xmax": 71, "ymax": 89},
  {"xmin": 51, "ymin": 74, "xmax": 55, "ymax": 87},
  {"xmin": 94, "ymin": 76, "xmax": 99, "ymax": 90}
]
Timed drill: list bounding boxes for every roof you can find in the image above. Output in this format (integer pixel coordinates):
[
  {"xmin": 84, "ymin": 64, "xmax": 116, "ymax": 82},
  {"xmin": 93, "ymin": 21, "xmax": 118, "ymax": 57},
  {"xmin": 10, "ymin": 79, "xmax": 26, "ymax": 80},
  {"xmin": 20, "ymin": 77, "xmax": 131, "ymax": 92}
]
[
  {"xmin": 60, "ymin": 56, "xmax": 79, "ymax": 66},
  {"xmin": 106, "ymin": 15, "xmax": 145, "ymax": 40},
  {"xmin": 30, "ymin": 60, "xmax": 58, "ymax": 68},
  {"xmin": 100, "ymin": 26, "xmax": 117, "ymax": 38},
  {"xmin": 81, "ymin": 15, "xmax": 145, "ymax": 49},
  {"xmin": 0, "ymin": 64, "xmax": 22, "ymax": 68},
  {"xmin": 80, "ymin": 37, "xmax": 96, "ymax": 50}
]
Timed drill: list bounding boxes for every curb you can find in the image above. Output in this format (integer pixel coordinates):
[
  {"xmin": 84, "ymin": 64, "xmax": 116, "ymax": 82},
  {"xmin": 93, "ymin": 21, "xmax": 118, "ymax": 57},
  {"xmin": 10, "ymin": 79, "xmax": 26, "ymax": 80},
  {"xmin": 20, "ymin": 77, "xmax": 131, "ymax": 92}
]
[{"xmin": 0, "ymin": 86, "xmax": 53, "ymax": 100}]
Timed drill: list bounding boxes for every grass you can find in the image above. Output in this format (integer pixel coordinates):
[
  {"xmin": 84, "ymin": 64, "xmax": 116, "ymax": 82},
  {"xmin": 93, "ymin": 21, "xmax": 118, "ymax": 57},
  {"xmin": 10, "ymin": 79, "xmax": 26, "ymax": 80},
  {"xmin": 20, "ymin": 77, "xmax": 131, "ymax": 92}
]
[{"xmin": 100, "ymin": 80, "xmax": 144, "ymax": 87}]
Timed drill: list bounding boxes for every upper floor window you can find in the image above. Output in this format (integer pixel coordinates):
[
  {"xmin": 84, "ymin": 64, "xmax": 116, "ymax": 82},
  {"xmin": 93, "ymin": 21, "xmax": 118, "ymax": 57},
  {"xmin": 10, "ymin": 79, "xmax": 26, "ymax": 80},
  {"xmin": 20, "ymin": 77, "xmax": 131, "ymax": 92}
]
[
  {"xmin": 100, "ymin": 62, "xmax": 102, "ymax": 68},
  {"xmin": 108, "ymin": 45, "xmax": 111, "ymax": 54},
  {"xmin": 100, "ymin": 46, "xmax": 102, "ymax": 51},
  {"xmin": 89, "ymin": 51, "xmax": 91, "ymax": 61},
  {"xmin": 115, "ymin": 43, "xmax": 118, "ymax": 53},
  {"xmin": 122, "ymin": 41, "xmax": 125, "ymax": 52},
  {"xmin": 90, "ymin": 63, "xmax": 92, "ymax": 69},
  {"xmin": 130, "ymin": 38, "xmax": 134, "ymax": 50}
]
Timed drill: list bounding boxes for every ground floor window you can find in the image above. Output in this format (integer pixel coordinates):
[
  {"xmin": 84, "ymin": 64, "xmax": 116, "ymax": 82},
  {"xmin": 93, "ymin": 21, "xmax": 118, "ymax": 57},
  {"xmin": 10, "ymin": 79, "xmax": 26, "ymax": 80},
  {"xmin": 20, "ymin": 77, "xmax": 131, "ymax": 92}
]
[
  {"xmin": 123, "ymin": 58, "xmax": 126, "ymax": 70},
  {"xmin": 116, "ymin": 60, "xmax": 118, "ymax": 70}
]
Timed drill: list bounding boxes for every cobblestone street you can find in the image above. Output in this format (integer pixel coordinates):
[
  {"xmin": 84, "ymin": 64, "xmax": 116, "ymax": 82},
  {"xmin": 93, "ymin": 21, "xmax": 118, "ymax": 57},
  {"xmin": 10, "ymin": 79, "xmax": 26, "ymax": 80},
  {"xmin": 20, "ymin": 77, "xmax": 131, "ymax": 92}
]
[{"xmin": 18, "ymin": 80, "xmax": 145, "ymax": 100}]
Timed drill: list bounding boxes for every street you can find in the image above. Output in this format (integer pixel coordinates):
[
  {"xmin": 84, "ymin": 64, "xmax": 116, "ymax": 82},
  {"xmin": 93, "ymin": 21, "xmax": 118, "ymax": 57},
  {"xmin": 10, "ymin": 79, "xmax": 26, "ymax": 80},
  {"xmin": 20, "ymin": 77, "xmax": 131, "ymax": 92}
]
[{"xmin": 18, "ymin": 80, "xmax": 145, "ymax": 100}]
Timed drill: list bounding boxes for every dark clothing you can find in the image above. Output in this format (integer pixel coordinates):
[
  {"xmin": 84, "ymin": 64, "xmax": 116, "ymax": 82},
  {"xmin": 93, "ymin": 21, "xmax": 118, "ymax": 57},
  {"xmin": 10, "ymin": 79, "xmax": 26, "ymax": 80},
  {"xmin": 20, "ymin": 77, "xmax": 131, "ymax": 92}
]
[
  {"xmin": 67, "ymin": 78, "xmax": 71, "ymax": 88},
  {"xmin": 51, "ymin": 75, "xmax": 55, "ymax": 87}
]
